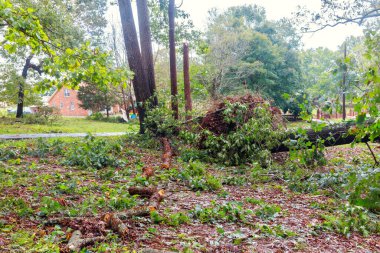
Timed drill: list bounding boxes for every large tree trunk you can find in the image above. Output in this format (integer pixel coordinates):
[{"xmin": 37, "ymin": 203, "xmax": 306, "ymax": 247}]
[
  {"xmin": 272, "ymin": 122, "xmax": 367, "ymax": 153},
  {"xmin": 118, "ymin": 0, "xmax": 151, "ymax": 133},
  {"xmin": 183, "ymin": 42, "xmax": 192, "ymax": 120},
  {"xmin": 136, "ymin": 0, "xmax": 158, "ymax": 107},
  {"xmin": 16, "ymin": 56, "xmax": 33, "ymax": 118},
  {"xmin": 169, "ymin": 0, "xmax": 179, "ymax": 120}
]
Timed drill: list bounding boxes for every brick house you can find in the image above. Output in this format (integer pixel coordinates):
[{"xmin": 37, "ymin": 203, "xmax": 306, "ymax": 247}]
[{"xmin": 48, "ymin": 88, "xmax": 91, "ymax": 116}]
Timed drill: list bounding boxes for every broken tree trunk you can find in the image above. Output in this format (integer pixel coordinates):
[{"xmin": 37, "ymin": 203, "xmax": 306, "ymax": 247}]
[
  {"xmin": 161, "ymin": 137, "xmax": 172, "ymax": 169},
  {"xmin": 272, "ymin": 121, "xmax": 370, "ymax": 153},
  {"xmin": 103, "ymin": 213, "xmax": 129, "ymax": 238},
  {"xmin": 142, "ymin": 166, "xmax": 154, "ymax": 179},
  {"xmin": 67, "ymin": 230, "xmax": 104, "ymax": 252},
  {"xmin": 128, "ymin": 186, "xmax": 156, "ymax": 198}
]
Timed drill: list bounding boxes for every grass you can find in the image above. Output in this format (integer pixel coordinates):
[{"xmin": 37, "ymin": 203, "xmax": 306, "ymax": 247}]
[{"xmin": 0, "ymin": 117, "xmax": 139, "ymax": 134}]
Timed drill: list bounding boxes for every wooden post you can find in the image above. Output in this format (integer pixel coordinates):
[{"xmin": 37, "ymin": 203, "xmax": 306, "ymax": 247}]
[
  {"xmin": 183, "ymin": 42, "xmax": 192, "ymax": 120},
  {"xmin": 169, "ymin": 0, "xmax": 179, "ymax": 119}
]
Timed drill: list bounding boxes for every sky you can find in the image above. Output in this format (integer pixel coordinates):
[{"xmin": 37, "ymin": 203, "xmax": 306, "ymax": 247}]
[
  {"xmin": 180, "ymin": 0, "xmax": 363, "ymax": 50},
  {"xmin": 107, "ymin": 0, "xmax": 364, "ymax": 50}
]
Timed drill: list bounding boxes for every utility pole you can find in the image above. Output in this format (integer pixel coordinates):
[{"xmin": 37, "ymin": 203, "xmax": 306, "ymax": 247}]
[{"xmin": 342, "ymin": 41, "xmax": 347, "ymax": 120}]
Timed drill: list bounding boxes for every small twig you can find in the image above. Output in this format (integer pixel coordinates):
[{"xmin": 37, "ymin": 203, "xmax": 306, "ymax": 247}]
[{"xmin": 365, "ymin": 142, "xmax": 379, "ymax": 166}]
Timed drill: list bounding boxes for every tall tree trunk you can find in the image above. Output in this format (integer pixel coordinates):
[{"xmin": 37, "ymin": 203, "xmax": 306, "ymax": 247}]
[
  {"xmin": 118, "ymin": 0, "xmax": 151, "ymax": 133},
  {"xmin": 16, "ymin": 56, "xmax": 33, "ymax": 118},
  {"xmin": 136, "ymin": 0, "xmax": 158, "ymax": 107},
  {"xmin": 342, "ymin": 42, "xmax": 347, "ymax": 120},
  {"xmin": 183, "ymin": 42, "xmax": 192, "ymax": 120},
  {"xmin": 169, "ymin": 0, "xmax": 178, "ymax": 119}
]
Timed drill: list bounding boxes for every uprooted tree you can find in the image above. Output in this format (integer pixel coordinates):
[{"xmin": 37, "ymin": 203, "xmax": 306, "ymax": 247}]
[{"xmin": 175, "ymin": 94, "xmax": 376, "ymax": 166}]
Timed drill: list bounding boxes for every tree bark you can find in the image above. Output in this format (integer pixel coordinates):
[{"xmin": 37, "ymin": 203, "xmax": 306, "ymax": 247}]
[
  {"xmin": 169, "ymin": 0, "xmax": 179, "ymax": 119},
  {"xmin": 183, "ymin": 42, "xmax": 192, "ymax": 120},
  {"xmin": 272, "ymin": 122, "xmax": 367, "ymax": 153},
  {"xmin": 118, "ymin": 0, "xmax": 151, "ymax": 133},
  {"xmin": 136, "ymin": 0, "xmax": 158, "ymax": 107},
  {"xmin": 16, "ymin": 56, "xmax": 33, "ymax": 118}
]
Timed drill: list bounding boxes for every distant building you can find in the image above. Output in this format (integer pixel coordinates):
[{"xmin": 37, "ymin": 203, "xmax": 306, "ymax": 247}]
[
  {"xmin": 47, "ymin": 87, "xmax": 123, "ymax": 117},
  {"xmin": 47, "ymin": 88, "xmax": 90, "ymax": 116}
]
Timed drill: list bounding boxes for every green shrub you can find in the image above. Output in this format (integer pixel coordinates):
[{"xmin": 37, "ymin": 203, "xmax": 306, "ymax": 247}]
[
  {"xmin": 23, "ymin": 106, "xmax": 61, "ymax": 125},
  {"xmin": 144, "ymin": 106, "xmax": 179, "ymax": 137}
]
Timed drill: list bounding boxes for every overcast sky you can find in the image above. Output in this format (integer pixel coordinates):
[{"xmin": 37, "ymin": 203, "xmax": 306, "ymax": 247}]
[{"xmin": 108, "ymin": 0, "xmax": 364, "ymax": 50}]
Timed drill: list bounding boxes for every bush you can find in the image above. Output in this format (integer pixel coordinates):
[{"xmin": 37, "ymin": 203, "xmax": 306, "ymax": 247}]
[
  {"xmin": 87, "ymin": 112, "xmax": 126, "ymax": 123},
  {"xmin": 144, "ymin": 106, "xmax": 179, "ymax": 137},
  {"xmin": 24, "ymin": 106, "xmax": 61, "ymax": 125}
]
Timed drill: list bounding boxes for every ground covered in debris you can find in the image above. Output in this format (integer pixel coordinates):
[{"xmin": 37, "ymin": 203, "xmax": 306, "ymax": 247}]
[{"xmin": 0, "ymin": 134, "xmax": 379, "ymax": 252}]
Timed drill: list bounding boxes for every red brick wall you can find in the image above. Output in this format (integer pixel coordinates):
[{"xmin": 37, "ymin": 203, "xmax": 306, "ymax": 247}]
[{"xmin": 48, "ymin": 88, "xmax": 90, "ymax": 117}]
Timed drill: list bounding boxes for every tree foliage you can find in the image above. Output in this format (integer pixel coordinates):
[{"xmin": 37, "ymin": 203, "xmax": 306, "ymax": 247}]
[
  {"xmin": 77, "ymin": 83, "xmax": 119, "ymax": 115},
  {"xmin": 199, "ymin": 5, "xmax": 302, "ymax": 111},
  {"xmin": 295, "ymin": 0, "xmax": 380, "ymax": 32},
  {"xmin": 0, "ymin": 0, "xmax": 130, "ymax": 115},
  {"xmin": 148, "ymin": 0, "xmax": 201, "ymax": 47}
]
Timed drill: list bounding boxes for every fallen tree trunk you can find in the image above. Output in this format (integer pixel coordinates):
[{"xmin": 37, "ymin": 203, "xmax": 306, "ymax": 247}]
[
  {"xmin": 128, "ymin": 186, "xmax": 156, "ymax": 198},
  {"xmin": 67, "ymin": 230, "xmax": 104, "ymax": 252},
  {"xmin": 272, "ymin": 121, "xmax": 369, "ymax": 153}
]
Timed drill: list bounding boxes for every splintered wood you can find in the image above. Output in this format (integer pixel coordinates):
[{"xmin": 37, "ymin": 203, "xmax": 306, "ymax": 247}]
[
  {"xmin": 142, "ymin": 166, "xmax": 155, "ymax": 178},
  {"xmin": 59, "ymin": 188, "xmax": 165, "ymax": 251},
  {"xmin": 103, "ymin": 213, "xmax": 129, "ymax": 238},
  {"xmin": 160, "ymin": 137, "xmax": 172, "ymax": 169},
  {"xmin": 67, "ymin": 230, "xmax": 104, "ymax": 252}
]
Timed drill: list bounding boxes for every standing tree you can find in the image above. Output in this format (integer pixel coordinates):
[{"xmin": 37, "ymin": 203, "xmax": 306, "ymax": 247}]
[
  {"xmin": 136, "ymin": 0, "xmax": 158, "ymax": 107},
  {"xmin": 118, "ymin": 0, "xmax": 152, "ymax": 133},
  {"xmin": 1, "ymin": 0, "xmax": 129, "ymax": 122},
  {"xmin": 78, "ymin": 83, "xmax": 118, "ymax": 117},
  {"xmin": 168, "ymin": 0, "xmax": 178, "ymax": 119},
  {"xmin": 1, "ymin": 0, "xmax": 108, "ymax": 118}
]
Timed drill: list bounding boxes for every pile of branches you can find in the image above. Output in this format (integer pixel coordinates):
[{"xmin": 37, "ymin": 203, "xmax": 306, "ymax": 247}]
[{"xmin": 200, "ymin": 94, "xmax": 284, "ymax": 135}]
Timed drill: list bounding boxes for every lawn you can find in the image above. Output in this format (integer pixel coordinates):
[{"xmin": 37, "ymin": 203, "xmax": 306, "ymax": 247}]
[
  {"xmin": 0, "ymin": 135, "xmax": 379, "ymax": 252},
  {"xmin": 0, "ymin": 117, "xmax": 139, "ymax": 134}
]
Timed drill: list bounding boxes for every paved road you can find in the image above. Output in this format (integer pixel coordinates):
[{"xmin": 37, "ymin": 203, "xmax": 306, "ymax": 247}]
[{"xmin": 0, "ymin": 132, "xmax": 127, "ymax": 140}]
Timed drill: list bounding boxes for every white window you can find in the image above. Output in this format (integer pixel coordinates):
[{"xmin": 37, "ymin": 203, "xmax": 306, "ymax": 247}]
[
  {"xmin": 60, "ymin": 102, "xmax": 64, "ymax": 109},
  {"xmin": 70, "ymin": 102, "xmax": 75, "ymax": 111},
  {"xmin": 64, "ymin": 89, "xmax": 70, "ymax": 97}
]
